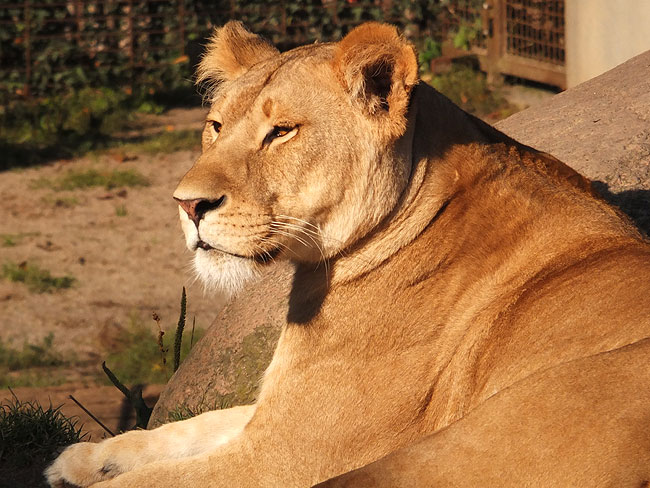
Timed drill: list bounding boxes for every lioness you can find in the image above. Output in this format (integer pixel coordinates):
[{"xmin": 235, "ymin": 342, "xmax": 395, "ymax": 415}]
[{"xmin": 47, "ymin": 22, "xmax": 650, "ymax": 487}]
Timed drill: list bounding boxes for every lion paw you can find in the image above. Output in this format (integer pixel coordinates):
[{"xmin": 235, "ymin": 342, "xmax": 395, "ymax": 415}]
[{"xmin": 45, "ymin": 442, "xmax": 127, "ymax": 488}]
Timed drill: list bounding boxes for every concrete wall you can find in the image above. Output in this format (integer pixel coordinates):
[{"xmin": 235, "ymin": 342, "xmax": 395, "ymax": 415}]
[{"xmin": 566, "ymin": 0, "xmax": 650, "ymax": 87}]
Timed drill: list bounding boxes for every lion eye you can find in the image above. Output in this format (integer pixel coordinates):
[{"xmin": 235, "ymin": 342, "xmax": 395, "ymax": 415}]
[
  {"xmin": 204, "ymin": 120, "xmax": 221, "ymax": 146},
  {"xmin": 208, "ymin": 120, "xmax": 222, "ymax": 134},
  {"xmin": 273, "ymin": 126, "xmax": 291, "ymax": 138},
  {"xmin": 263, "ymin": 125, "xmax": 297, "ymax": 147}
]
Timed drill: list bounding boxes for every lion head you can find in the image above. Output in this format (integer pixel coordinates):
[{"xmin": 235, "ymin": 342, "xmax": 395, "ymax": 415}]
[{"xmin": 173, "ymin": 22, "xmax": 419, "ymax": 296}]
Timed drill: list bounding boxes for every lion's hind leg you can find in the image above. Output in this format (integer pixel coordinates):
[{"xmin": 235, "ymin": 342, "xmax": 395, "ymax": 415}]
[
  {"xmin": 45, "ymin": 404, "xmax": 255, "ymax": 488},
  {"xmin": 318, "ymin": 339, "xmax": 650, "ymax": 487}
]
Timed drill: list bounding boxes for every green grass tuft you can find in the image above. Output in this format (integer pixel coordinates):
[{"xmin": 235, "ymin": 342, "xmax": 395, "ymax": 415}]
[
  {"xmin": 2, "ymin": 261, "xmax": 75, "ymax": 293},
  {"xmin": 0, "ymin": 333, "xmax": 64, "ymax": 371},
  {"xmin": 117, "ymin": 129, "xmax": 200, "ymax": 154},
  {"xmin": 0, "ymin": 394, "xmax": 86, "ymax": 485},
  {"xmin": 115, "ymin": 205, "xmax": 128, "ymax": 217},
  {"xmin": 0, "ymin": 232, "xmax": 40, "ymax": 247},
  {"xmin": 0, "ymin": 333, "xmax": 69, "ymax": 388},
  {"xmin": 0, "ymin": 371, "xmax": 67, "ymax": 389},
  {"xmin": 167, "ymin": 404, "xmax": 205, "ymax": 423},
  {"xmin": 33, "ymin": 168, "xmax": 150, "ymax": 192}
]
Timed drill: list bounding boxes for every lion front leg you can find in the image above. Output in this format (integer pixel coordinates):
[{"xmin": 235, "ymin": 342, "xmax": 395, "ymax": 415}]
[
  {"xmin": 85, "ymin": 438, "xmax": 270, "ymax": 488},
  {"xmin": 86, "ymin": 456, "xmax": 213, "ymax": 488},
  {"xmin": 45, "ymin": 404, "xmax": 255, "ymax": 487}
]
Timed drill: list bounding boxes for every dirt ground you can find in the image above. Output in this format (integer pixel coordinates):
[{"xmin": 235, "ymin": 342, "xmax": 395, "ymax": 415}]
[
  {"xmin": 0, "ymin": 108, "xmax": 222, "ymax": 371},
  {"xmin": 0, "ymin": 86, "xmax": 550, "ymax": 368}
]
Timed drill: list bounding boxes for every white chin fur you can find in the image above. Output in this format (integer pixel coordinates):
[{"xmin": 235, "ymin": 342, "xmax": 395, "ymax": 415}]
[{"xmin": 193, "ymin": 250, "xmax": 260, "ymax": 299}]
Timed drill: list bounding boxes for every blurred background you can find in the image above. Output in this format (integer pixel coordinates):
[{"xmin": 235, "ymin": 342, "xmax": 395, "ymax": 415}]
[{"xmin": 3, "ymin": 0, "xmax": 650, "ymax": 169}]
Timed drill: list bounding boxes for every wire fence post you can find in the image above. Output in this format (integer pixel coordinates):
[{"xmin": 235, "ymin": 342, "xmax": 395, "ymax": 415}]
[
  {"xmin": 74, "ymin": 0, "xmax": 82, "ymax": 48},
  {"xmin": 127, "ymin": 0, "xmax": 134, "ymax": 93},
  {"xmin": 23, "ymin": 0, "xmax": 31, "ymax": 97},
  {"xmin": 178, "ymin": 0, "xmax": 185, "ymax": 55},
  {"xmin": 483, "ymin": 0, "xmax": 505, "ymax": 86}
]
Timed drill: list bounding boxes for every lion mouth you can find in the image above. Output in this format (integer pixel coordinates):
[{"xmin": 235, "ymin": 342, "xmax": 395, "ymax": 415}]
[
  {"xmin": 196, "ymin": 239, "xmax": 280, "ymax": 265},
  {"xmin": 197, "ymin": 239, "xmax": 214, "ymax": 251}
]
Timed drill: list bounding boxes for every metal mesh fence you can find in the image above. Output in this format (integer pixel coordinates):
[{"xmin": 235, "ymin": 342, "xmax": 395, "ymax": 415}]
[
  {"xmin": 0, "ymin": 0, "xmax": 568, "ymax": 99},
  {"xmin": 505, "ymin": 0, "xmax": 565, "ymax": 65},
  {"xmin": 1, "ymin": 0, "xmax": 432, "ymax": 98},
  {"xmin": 1, "ymin": 0, "xmax": 190, "ymax": 97}
]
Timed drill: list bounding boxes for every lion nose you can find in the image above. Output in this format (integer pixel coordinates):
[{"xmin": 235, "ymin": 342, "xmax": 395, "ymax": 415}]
[{"xmin": 174, "ymin": 196, "xmax": 225, "ymax": 227}]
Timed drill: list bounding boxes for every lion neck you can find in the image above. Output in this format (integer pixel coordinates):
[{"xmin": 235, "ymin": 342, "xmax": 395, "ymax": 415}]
[{"xmin": 327, "ymin": 83, "xmax": 491, "ymax": 285}]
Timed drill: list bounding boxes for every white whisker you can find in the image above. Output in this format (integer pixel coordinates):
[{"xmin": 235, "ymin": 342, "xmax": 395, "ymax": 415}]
[
  {"xmin": 271, "ymin": 219, "xmax": 330, "ymax": 280},
  {"xmin": 270, "ymin": 224, "xmax": 312, "ymax": 249},
  {"xmin": 276, "ymin": 214, "xmax": 321, "ymax": 232},
  {"xmin": 260, "ymin": 236, "xmax": 299, "ymax": 260}
]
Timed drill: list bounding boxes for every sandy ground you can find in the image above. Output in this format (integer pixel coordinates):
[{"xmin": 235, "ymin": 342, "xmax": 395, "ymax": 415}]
[
  {"xmin": 0, "ymin": 111, "xmax": 225, "ymax": 365},
  {"xmin": 0, "ymin": 88, "xmax": 553, "ymax": 366}
]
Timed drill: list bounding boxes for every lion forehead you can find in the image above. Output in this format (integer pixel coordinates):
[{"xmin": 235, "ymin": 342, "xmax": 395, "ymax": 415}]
[{"xmin": 219, "ymin": 65, "xmax": 337, "ymax": 125}]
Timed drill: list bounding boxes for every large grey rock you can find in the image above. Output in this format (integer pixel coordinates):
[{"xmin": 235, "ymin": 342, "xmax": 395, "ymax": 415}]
[{"xmin": 149, "ymin": 50, "xmax": 650, "ymax": 427}]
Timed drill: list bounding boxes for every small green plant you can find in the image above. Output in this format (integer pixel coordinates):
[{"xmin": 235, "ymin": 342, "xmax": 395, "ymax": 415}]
[
  {"xmin": 418, "ymin": 37, "xmax": 442, "ymax": 72},
  {"xmin": 430, "ymin": 64, "xmax": 516, "ymax": 119},
  {"xmin": 0, "ymin": 391, "xmax": 86, "ymax": 485},
  {"xmin": 1, "ymin": 261, "xmax": 75, "ymax": 293},
  {"xmin": 33, "ymin": 168, "xmax": 150, "ymax": 192},
  {"xmin": 102, "ymin": 288, "xmax": 200, "ymax": 428},
  {"xmin": 452, "ymin": 18, "xmax": 482, "ymax": 51},
  {"xmin": 0, "ymin": 333, "xmax": 64, "ymax": 371},
  {"xmin": 1, "ymin": 235, "xmax": 16, "ymax": 247},
  {"xmin": 103, "ymin": 302, "xmax": 202, "ymax": 387},
  {"xmin": 173, "ymin": 287, "xmax": 187, "ymax": 372},
  {"xmin": 102, "ymin": 316, "xmax": 170, "ymax": 386},
  {"xmin": 0, "ymin": 371, "xmax": 67, "ymax": 389},
  {"xmin": 167, "ymin": 405, "xmax": 201, "ymax": 423},
  {"xmin": 0, "ymin": 232, "xmax": 40, "ymax": 247},
  {"xmin": 115, "ymin": 205, "xmax": 128, "ymax": 217}
]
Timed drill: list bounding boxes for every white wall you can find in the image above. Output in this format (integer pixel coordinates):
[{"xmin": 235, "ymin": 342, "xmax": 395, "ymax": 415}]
[{"xmin": 566, "ymin": 0, "xmax": 650, "ymax": 87}]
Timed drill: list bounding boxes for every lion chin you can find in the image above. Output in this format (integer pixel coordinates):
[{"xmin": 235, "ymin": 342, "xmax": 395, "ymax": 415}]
[{"xmin": 193, "ymin": 249, "xmax": 260, "ymax": 299}]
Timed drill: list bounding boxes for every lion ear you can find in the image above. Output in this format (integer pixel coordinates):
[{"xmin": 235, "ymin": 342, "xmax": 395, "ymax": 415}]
[
  {"xmin": 197, "ymin": 21, "xmax": 279, "ymax": 87},
  {"xmin": 333, "ymin": 22, "xmax": 419, "ymax": 138}
]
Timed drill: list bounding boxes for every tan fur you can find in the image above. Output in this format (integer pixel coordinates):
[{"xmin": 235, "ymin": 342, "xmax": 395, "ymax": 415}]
[
  {"xmin": 196, "ymin": 20, "xmax": 279, "ymax": 96},
  {"xmin": 47, "ymin": 22, "xmax": 650, "ymax": 488}
]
